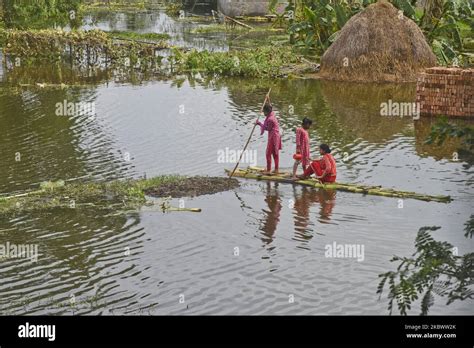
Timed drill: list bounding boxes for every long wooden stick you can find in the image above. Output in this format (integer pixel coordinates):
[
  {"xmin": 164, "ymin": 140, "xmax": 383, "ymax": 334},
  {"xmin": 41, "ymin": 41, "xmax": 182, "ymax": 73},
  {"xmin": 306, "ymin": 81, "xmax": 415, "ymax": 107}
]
[
  {"xmin": 228, "ymin": 88, "xmax": 271, "ymax": 179},
  {"xmin": 224, "ymin": 15, "xmax": 254, "ymax": 29}
]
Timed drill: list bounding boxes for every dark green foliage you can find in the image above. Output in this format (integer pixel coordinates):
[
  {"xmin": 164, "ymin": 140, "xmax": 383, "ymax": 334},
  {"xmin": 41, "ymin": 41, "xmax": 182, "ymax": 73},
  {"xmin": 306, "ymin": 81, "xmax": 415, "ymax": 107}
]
[
  {"xmin": 282, "ymin": 0, "xmax": 472, "ymax": 66},
  {"xmin": 287, "ymin": 0, "xmax": 364, "ymax": 54},
  {"xmin": 377, "ymin": 226, "xmax": 474, "ymax": 315},
  {"xmin": 3, "ymin": 0, "xmax": 82, "ymax": 29}
]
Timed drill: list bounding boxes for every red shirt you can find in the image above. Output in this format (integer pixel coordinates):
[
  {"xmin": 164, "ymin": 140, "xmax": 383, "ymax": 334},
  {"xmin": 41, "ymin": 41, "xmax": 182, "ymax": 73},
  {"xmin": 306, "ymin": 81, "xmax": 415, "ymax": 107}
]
[
  {"xmin": 296, "ymin": 127, "xmax": 310, "ymax": 166},
  {"xmin": 320, "ymin": 154, "xmax": 336, "ymax": 177}
]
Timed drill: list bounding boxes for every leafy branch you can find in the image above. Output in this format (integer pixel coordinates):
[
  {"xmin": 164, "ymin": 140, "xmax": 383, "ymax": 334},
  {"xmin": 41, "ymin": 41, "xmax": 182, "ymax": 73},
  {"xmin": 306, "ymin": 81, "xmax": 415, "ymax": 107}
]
[{"xmin": 377, "ymin": 226, "xmax": 474, "ymax": 315}]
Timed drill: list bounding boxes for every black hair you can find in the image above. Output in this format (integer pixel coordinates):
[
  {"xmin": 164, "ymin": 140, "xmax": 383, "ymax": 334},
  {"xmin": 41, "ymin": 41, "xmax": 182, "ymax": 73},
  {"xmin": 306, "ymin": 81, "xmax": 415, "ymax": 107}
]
[
  {"xmin": 302, "ymin": 117, "xmax": 313, "ymax": 126},
  {"xmin": 263, "ymin": 103, "xmax": 272, "ymax": 115},
  {"xmin": 320, "ymin": 144, "xmax": 331, "ymax": 153}
]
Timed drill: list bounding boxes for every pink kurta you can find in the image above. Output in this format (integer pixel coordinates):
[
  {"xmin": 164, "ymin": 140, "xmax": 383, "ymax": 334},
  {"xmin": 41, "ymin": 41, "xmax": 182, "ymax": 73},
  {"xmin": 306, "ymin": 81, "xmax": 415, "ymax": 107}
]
[
  {"xmin": 296, "ymin": 127, "xmax": 310, "ymax": 167},
  {"xmin": 258, "ymin": 111, "xmax": 282, "ymax": 154}
]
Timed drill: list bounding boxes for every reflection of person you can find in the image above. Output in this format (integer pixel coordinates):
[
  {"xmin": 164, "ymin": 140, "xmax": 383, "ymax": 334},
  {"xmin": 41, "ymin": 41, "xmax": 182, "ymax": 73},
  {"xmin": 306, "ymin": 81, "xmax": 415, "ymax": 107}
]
[
  {"xmin": 293, "ymin": 187, "xmax": 336, "ymax": 233},
  {"xmin": 292, "ymin": 117, "xmax": 313, "ymax": 179},
  {"xmin": 318, "ymin": 188, "xmax": 336, "ymax": 222},
  {"xmin": 299, "ymin": 144, "xmax": 336, "ymax": 183},
  {"xmin": 260, "ymin": 182, "xmax": 282, "ymax": 244},
  {"xmin": 256, "ymin": 102, "xmax": 282, "ymax": 174}
]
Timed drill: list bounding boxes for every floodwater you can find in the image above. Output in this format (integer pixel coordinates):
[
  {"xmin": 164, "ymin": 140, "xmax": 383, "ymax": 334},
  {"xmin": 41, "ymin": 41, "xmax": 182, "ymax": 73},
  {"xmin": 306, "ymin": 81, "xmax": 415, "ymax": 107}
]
[{"xmin": 0, "ymin": 11, "xmax": 473, "ymax": 316}]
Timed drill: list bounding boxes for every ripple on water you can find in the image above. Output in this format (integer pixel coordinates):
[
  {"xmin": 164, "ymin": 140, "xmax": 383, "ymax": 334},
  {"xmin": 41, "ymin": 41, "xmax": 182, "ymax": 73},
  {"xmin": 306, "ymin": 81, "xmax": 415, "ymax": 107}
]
[{"xmin": 0, "ymin": 77, "xmax": 472, "ymax": 315}]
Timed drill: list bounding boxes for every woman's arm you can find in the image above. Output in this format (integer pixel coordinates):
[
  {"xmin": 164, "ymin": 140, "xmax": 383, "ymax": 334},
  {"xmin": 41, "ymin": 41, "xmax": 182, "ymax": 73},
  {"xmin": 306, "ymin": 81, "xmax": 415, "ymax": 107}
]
[{"xmin": 256, "ymin": 119, "xmax": 265, "ymax": 135}]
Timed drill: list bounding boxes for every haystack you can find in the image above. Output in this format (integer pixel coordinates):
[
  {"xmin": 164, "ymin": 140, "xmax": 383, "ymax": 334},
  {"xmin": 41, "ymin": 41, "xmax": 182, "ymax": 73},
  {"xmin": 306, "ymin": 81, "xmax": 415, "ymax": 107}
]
[{"xmin": 319, "ymin": 0, "xmax": 437, "ymax": 82}]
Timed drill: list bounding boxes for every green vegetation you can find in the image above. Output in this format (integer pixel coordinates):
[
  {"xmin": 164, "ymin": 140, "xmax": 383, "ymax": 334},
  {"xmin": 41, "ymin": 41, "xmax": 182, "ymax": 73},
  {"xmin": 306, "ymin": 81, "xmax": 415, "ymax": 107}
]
[
  {"xmin": 419, "ymin": 0, "xmax": 473, "ymax": 66},
  {"xmin": 0, "ymin": 28, "xmax": 166, "ymax": 68},
  {"xmin": 272, "ymin": 0, "xmax": 473, "ymax": 66},
  {"xmin": 283, "ymin": 0, "xmax": 361, "ymax": 53},
  {"xmin": 0, "ymin": 176, "xmax": 182, "ymax": 215},
  {"xmin": 171, "ymin": 45, "xmax": 298, "ymax": 77},
  {"xmin": 105, "ymin": 30, "xmax": 170, "ymax": 41},
  {"xmin": 164, "ymin": 1, "xmax": 183, "ymax": 17},
  {"xmin": 0, "ymin": 27, "xmax": 303, "ymax": 78},
  {"xmin": 191, "ymin": 23, "xmax": 284, "ymax": 35},
  {"xmin": 2, "ymin": 0, "xmax": 82, "ymax": 29},
  {"xmin": 377, "ymin": 225, "xmax": 473, "ymax": 315},
  {"xmin": 81, "ymin": 0, "xmax": 148, "ymax": 11}
]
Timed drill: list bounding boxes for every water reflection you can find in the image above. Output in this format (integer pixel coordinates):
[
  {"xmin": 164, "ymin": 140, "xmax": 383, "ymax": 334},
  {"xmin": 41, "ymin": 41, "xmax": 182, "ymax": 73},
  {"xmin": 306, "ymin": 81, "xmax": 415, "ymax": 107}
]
[
  {"xmin": 259, "ymin": 182, "xmax": 282, "ymax": 246},
  {"xmin": 258, "ymin": 181, "xmax": 338, "ymax": 248},
  {"xmin": 414, "ymin": 117, "xmax": 473, "ymax": 163},
  {"xmin": 223, "ymin": 77, "xmax": 415, "ymax": 147},
  {"xmin": 0, "ymin": 74, "xmax": 133, "ymax": 193},
  {"xmin": 82, "ymin": 10, "xmax": 229, "ymax": 51},
  {"xmin": 293, "ymin": 186, "xmax": 336, "ymax": 230},
  {"xmin": 0, "ymin": 62, "xmax": 472, "ymax": 314}
]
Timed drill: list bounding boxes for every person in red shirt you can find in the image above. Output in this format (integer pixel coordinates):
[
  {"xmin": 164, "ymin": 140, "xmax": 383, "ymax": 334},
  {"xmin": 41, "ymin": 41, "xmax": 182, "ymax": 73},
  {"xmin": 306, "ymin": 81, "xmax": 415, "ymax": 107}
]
[
  {"xmin": 298, "ymin": 144, "xmax": 336, "ymax": 183},
  {"xmin": 292, "ymin": 117, "xmax": 313, "ymax": 179}
]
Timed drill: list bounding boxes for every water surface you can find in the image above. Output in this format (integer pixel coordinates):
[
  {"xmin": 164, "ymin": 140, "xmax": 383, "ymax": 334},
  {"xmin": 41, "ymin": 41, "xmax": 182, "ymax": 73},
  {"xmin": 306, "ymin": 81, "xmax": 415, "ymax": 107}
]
[{"xmin": 0, "ymin": 11, "xmax": 472, "ymax": 315}]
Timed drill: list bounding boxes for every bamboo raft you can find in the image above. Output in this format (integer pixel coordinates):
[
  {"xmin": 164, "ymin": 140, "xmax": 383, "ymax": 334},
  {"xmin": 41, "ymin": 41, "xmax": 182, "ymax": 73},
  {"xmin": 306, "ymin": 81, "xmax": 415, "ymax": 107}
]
[{"xmin": 226, "ymin": 167, "xmax": 452, "ymax": 203}]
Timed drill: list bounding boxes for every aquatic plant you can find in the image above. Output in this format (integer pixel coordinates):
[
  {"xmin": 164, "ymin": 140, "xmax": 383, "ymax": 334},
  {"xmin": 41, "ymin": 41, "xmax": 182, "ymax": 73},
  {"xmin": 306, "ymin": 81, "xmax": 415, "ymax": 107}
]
[
  {"xmin": 105, "ymin": 30, "xmax": 170, "ymax": 41},
  {"xmin": 0, "ymin": 175, "xmax": 239, "ymax": 215},
  {"xmin": 0, "ymin": 28, "xmax": 167, "ymax": 69},
  {"xmin": 165, "ymin": 1, "xmax": 183, "ymax": 17},
  {"xmin": 0, "ymin": 176, "xmax": 182, "ymax": 215},
  {"xmin": 173, "ymin": 45, "xmax": 297, "ymax": 77},
  {"xmin": 82, "ymin": 0, "xmax": 148, "ymax": 11}
]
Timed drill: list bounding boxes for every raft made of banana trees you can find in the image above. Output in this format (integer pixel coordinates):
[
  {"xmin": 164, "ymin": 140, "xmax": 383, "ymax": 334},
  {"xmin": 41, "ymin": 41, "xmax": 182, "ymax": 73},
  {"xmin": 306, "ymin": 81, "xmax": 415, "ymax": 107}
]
[{"xmin": 226, "ymin": 167, "xmax": 452, "ymax": 203}]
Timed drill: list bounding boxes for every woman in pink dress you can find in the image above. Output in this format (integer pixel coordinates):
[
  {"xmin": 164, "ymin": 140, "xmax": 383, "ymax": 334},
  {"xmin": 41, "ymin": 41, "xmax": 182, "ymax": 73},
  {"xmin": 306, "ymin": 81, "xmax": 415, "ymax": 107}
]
[
  {"xmin": 292, "ymin": 117, "xmax": 313, "ymax": 179},
  {"xmin": 256, "ymin": 102, "xmax": 282, "ymax": 174}
]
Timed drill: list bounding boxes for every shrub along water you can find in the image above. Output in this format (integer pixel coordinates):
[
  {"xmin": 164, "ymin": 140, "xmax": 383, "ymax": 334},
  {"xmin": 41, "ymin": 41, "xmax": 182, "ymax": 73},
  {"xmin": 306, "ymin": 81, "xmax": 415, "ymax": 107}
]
[{"xmin": 0, "ymin": 28, "xmax": 167, "ymax": 69}]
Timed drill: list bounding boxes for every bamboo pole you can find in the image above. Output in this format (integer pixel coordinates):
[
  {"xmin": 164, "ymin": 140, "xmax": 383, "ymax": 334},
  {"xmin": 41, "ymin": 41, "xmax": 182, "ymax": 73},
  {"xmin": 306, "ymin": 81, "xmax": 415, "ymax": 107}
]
[
  {"xmin": 226, "ymin": 167, "xmax": 452, "ymax": 203},
  {"xmin": 228, "ymin": 88, "xmax": 271, "ymax": 179},
  {"xmin": 224, "ymin": 15, "xmax": 253, "ymax": 29}
]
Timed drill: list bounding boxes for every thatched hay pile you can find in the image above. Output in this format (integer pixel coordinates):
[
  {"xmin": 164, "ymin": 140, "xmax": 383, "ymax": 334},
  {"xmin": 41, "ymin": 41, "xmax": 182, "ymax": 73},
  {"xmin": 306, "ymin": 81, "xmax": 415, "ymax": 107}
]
[{"xmin": 319, "ymin": 0, "xmax": 437, "ymax": 82}]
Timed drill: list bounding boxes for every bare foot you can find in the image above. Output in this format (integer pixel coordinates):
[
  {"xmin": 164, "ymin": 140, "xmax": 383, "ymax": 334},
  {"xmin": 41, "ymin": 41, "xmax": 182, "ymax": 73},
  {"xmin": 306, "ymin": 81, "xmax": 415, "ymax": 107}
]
[
  {"xmin": 272, "ymin": 170, "xmax": 279, "ymax": 174},
  {"xmin": 261, "ymin": 170, "xmax": 272, "ymax": 175}
]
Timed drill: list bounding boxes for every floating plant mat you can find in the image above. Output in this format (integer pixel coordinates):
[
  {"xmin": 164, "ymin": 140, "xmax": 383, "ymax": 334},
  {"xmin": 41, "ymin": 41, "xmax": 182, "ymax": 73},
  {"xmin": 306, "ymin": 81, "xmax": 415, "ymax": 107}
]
[
  {"xmin": 145, "ymin": 177, "xmax": 240, "ymax": 199},
  {"xmin": 226, "ymin": 167, "xmax": 452, "ymax": 203},
  {"xmin": 0, "ymin": 176, "xmax": 237, "ymax": 215}
]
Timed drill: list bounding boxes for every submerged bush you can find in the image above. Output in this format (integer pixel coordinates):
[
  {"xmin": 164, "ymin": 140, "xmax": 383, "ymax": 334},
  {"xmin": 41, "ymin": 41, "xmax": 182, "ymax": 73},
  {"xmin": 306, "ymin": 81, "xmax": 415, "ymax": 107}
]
[
  {"xmin": 174, "ymin": 46, "xmax": 297, "ymax": 77},
  {"xmin": 0, "ymin": 28, "xmax": 167, "ymax": 69}
]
